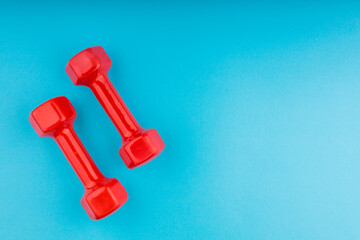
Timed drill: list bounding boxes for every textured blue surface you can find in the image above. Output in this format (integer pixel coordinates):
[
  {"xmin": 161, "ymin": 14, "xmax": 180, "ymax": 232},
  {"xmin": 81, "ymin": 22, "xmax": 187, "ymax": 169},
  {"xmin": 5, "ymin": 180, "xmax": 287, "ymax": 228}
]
[{"xmin": 1, "ymin": 2, "xmax": 360, "ymax": 239}]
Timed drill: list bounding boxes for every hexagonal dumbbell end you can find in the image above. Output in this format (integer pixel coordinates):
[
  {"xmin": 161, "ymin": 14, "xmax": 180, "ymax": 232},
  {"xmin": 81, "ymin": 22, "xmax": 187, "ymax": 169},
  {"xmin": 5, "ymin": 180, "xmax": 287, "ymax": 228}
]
[
  {"xmin": 66, "ymin": 47, "xmax": 165, "ymax": 169},
  {"xmin": 81, "ymin": 178, "xmax": 128, "ymax": 220},
  {"xmin": 29, "ymin": 96, "xmax": 76, "ymax": 138},
  {"xmin": 29, "ymin": 97, "xmax": 128, "ymax": 220},
  {"xmin": 65, "ymin": 46, "xmax": 111, "ymax": 86},
  {"xmin": 120, "ymin": 129, "xmax": 165, "ymax": 169}
]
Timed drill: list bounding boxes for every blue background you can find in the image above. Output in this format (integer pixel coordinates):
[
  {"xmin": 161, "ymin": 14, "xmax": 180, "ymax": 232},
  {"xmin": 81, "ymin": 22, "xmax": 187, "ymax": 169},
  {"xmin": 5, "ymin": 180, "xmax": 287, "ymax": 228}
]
[{"xmin": 1, "ymin": 1, "xmax": 360, "ymax": 239}]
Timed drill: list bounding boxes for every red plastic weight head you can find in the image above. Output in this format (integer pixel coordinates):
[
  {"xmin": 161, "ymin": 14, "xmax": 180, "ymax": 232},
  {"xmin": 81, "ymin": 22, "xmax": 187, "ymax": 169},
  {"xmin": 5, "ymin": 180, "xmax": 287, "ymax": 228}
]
[
  {"xmin": 29, "ymin": 97, "xmax": 128, "ymax": 220},
  {"xmin": 66, "ymin": 47, "xmax": 165, "ymax": 169},
  {"xmin": 29, "ymin": 96, "xmax": 76, "ymax": 137},
  {"xmin": 65, "ymin": 47, "xmax": 111, "ymax": 86}
]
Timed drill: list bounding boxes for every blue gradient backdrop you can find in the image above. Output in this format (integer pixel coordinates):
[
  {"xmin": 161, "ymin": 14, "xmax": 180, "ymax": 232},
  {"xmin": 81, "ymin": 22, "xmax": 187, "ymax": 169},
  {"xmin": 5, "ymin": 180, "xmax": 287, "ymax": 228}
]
[{"xmin": 1, "ymin": 1, "xmax": 360, "ymax": 239}]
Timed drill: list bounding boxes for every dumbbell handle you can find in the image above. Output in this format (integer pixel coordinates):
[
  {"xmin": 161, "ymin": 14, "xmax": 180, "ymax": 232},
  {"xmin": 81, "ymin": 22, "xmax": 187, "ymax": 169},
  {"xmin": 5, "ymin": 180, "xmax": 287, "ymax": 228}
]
[
  {"xmin": 90, "ymin": 73, "xmax": 142, "ymax": 139},
  {"xmin": 54, "ymin": 126, "xmax": 105, "ymax": 189}
]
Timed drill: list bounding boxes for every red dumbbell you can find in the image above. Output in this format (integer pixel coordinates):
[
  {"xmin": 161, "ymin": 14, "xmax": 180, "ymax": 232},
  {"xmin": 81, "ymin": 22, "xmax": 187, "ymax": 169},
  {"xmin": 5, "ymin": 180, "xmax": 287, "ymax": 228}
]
[
  {"xmin": 66, "ymin": 46, "xmax": 165, "ymax": 169},
  {"xmin": 29, "ymin": 96, "xmax": 128, "ymax": 220}
]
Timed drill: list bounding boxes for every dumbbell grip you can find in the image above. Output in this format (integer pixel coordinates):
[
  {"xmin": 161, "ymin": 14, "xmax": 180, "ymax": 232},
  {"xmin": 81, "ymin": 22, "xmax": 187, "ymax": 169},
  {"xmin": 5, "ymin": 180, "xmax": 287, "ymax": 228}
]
[
  {"xmin": 90, "ymin": 73, "xmax": 142, "ymax": 139},
  {"xmin": 54, "ymin": 126, "xmax": 105, "ymax": 189}
]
